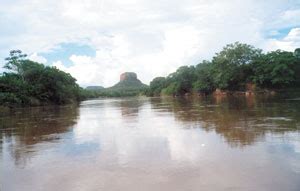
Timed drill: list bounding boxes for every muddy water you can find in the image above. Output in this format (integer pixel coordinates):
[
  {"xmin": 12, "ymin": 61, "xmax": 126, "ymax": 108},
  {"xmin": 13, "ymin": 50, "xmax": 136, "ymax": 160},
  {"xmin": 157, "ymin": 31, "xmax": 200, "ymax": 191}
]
[{"xmin": 1, "ymin": 95, "xmax": 300, "ymax": 191}]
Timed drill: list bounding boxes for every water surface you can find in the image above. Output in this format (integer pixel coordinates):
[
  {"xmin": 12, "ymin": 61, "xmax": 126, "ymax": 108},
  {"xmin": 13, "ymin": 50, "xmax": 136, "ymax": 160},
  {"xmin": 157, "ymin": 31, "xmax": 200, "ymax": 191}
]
[{"xmin": 1, "ymin": 95, "xmax": 300, "ymax": 191}]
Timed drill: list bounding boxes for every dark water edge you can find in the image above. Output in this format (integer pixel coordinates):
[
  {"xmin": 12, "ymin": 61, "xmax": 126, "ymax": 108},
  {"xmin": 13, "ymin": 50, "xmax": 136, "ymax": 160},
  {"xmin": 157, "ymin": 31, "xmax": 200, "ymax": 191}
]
[{"xmin": 1, "ymin": 94, "xmax": 300, "ymax": 191}]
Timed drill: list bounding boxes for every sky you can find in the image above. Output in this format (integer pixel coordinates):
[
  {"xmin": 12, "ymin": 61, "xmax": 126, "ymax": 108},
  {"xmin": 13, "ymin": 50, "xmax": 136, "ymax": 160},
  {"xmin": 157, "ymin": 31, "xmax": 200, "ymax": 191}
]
[{"xmin": 0, "ymin": 0, "xmax": 300, "ymax": 87}]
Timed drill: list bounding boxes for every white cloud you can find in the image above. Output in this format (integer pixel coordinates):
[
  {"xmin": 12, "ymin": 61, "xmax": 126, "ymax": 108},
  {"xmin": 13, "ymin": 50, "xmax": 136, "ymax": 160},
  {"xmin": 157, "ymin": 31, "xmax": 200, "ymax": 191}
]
[
  {"xmin": 264, "ymin": 28, "xmax": 300, "ymax": 51},
  {"xmin": 285, "ymin": 28, "xmax": 300, "ymax": 41},
  {"xmin": 1, "ymin": 0, "xmax": 300, "ymax": 86},
  {"xmin": 28, "ymin": 53, "xmax": 47, "ymax": 64},
  {"xmin": 54, "ymin": 26, "xmax": 205, "ymax": 87},
  {"xmin": 54, "ymin": 55, "xmax": 104, "ymax": 86},
  {"xmin": 53, "ymin": 60, "xmax": 68, "ymax": 71}
]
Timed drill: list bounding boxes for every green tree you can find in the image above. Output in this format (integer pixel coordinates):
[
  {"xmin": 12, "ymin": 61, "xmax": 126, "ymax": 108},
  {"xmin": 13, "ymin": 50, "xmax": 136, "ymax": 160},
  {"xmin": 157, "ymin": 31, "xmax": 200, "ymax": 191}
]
[
  {"xmin": 193, "ymin": 61, "xmax": 214, "ymax": 93},
  {"xmin": 4, "ymin": 50, "xmax": 27, "ymax": 80},
  {"xmin": 294, "ymin": 48, "xmax": 300, "ymax": 59},
  {"xmin": 0, "ymin": 73, "xmax": 30, "ymax": 106},
  {"xmin": 149, "ymin": 77, "xmax": 166, "ymax": 96},
  {"xmin": 164, "ymin": 66, "xmax": 197, "ymax": 95},
  {"xmin": 211, "ymin": 42, "xmax": 262, "ymax": 90},
  {"xmin": 252, "ymin": 50, "xmax": 299, "ymax": 88},
  {"xmin": 161, "ymin": 82, "xmax": 179, "ymax": 95},
  {"xmin": 1, "ymin": 50, "xmax": 83, "ymax": 106},
  {"xmin": 294, "ymin": 48, "xmax": 300, "ymax": 85}
]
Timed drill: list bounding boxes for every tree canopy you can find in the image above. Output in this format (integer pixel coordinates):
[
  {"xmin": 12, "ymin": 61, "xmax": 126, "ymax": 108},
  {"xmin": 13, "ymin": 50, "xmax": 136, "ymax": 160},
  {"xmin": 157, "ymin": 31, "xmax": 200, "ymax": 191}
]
[
  {"xmin": 147, "ymin": 42, "xmax": 300, "ymax": 96},
  {"xmin": 0, "ymin": 50, "xmax": 84, "ymax": 107}
]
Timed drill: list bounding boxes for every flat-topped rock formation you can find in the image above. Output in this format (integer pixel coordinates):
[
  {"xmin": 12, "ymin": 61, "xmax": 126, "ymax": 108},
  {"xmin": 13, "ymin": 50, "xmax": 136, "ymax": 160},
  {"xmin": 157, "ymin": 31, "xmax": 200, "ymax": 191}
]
[
  {"xmin": 112, "ymin": 72, "xmax": 147, "ymax": 89},
  {"xmin": 92, "ymin": 72, "xmax": 148, "ymax": 96},
  {"xmin": 120, "ymin": 72, "xmax": 137, "ymax": 82}
]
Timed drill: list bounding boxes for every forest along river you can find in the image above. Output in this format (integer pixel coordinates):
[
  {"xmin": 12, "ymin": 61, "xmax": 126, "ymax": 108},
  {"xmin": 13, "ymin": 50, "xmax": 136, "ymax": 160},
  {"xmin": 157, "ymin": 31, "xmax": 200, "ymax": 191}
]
[{"xmin": 1, "ymin": 95, "xmax": 300, "ymax": 191}]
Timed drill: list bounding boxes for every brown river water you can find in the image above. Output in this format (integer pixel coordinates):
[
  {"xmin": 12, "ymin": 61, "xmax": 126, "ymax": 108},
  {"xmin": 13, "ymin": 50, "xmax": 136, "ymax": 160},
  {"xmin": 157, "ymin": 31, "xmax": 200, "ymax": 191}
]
[{"xmin": 1, "ymin": 95, "xmax": 300, "ymax": 191}]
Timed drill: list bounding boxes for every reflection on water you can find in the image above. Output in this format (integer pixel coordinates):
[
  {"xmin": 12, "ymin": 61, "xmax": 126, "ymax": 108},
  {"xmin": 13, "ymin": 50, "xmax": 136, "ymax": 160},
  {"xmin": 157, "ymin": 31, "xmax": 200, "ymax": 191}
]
[
  {"xmin": 1, "ymin": 96, "xmax": 300, "ymax": 191},
  {"xmin": 0, "ymin": 106, "xmax": 79, "ymax": 167},
  {"xmin": 151, "ymin": 96, "xmax": 300, "ymax": 147}
]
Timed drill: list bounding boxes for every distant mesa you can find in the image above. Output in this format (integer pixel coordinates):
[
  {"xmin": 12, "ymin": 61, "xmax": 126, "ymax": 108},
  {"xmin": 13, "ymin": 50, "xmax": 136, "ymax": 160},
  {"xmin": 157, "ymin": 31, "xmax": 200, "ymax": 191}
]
[
  {"xmin": 120, "ymin": 72, "xmax": 137, "ymax": 81},
  {"xmin": 85, "ymin": 72, "xmax": 148, "ymax": 97},
  {"xmin": 85, "ymin": 86, "xmax": 104, "ymax": 90},
  {"xmin": 112, "ymin": 72, "xmax": 147, "ymax": 89}
]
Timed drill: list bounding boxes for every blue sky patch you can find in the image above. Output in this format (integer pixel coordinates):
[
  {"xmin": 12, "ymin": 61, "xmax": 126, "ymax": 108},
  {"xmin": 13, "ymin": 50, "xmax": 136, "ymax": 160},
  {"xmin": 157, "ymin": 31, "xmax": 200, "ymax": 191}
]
[
  {"xmin": 41, "ymin": 43, "xmax": 96, "ymax": 67},
  {"xmin": 267, "ymin": 27, "xmax": 298, "ymax": 39}
]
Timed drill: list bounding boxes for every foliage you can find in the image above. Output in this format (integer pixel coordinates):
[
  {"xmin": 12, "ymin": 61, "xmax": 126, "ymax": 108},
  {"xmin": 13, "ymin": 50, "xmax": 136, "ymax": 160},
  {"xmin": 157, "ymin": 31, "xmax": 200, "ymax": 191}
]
[
  {"xmin": 4, "ymin": 50, "xmax": 27, "ymax": 75},
  {"xmin": 85, "ymin": 86, "xmax": 104, "ymax": 91},
  {"xmin": 252, "ymin": 50, "xmax": 299, "ymax": 88},
  {"xmin": 148, "ymin": 77, "xmax": 166, "ymax": 96},
  {"xmin": 192, "ymin": 61, "xmax": 214, "ymax": 93},
  {"xmin": 147, "ymin": 42, "xmax": 300, "ymax": 96},
  {"xmin": 161, "ymin": 82, "xmax": 179, "ymax": 95},
  {"xmin": 210, "ymin": 42, "xmax": 262, "ymax": 90},
  {"xmin": 151, "ymin": 66, "xmax": 197, "ymax": 96},
  {"xmin": 172, "ymin": 66, "xmax": 197, "ymax": 94},
  {"xmin": 0, "ymin": 50, "xmax": 83, "ymax": 107},
  {"xmin": 294, "ymin": 48, "xmax": 300, "ymax": 59}
]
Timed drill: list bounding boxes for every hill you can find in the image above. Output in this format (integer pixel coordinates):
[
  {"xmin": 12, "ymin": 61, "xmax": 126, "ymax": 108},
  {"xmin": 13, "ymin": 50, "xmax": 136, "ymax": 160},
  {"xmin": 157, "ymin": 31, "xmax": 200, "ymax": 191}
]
[
  {"xmin": 100, "ymin": 72, "xmax": 148, "ymax": 97},
  {"xmin": 111, "ymin": 72, "xmax": 147, "ymax": 89},
  {"xmin": 85, "ymin": 86, "xmax": 104, "ymax": 90}
]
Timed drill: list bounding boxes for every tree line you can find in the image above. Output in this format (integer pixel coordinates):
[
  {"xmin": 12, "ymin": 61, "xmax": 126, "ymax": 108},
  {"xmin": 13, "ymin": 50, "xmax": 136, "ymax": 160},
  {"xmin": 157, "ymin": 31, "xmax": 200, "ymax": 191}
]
[
  {"xmin": 1, "ymin": 42, "xmax": 300, "ymax": 107},
  {"xmin": 0, "ymin": 50, "xmax": 86, "ymax": 107},
  {"xmin": 146, "ymin": 42, "xmax": 300, "ymax": 96}
]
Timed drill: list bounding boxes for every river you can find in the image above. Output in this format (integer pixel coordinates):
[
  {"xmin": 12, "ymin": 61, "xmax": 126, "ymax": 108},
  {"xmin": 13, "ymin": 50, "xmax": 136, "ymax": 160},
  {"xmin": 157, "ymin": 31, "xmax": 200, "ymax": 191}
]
[{"xmin": 1, "ymin": 95, "xmax": 300, "ymax": 191}]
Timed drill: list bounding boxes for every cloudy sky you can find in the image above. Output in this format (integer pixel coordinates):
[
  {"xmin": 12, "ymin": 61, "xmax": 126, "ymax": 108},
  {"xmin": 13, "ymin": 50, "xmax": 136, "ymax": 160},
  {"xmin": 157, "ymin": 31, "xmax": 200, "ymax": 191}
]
[{"xmin": 0, "ymin": 0, "xmax": 300, "ymax": 87}]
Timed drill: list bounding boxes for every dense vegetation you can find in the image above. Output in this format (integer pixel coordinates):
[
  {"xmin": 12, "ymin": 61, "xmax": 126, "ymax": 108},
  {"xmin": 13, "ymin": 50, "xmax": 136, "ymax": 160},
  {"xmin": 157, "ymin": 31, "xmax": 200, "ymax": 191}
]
[
  {"xmin": 85, "ymin": 86, "xmax": 104, "ymax": 91},
  {"xmin": 147, "ymin": 42, "xmax": 300, "ymax": 96},
  {"xmin": 85, "ymin": 74, "xmax": 148, "ymax": 97},
  {"xmin": 0, "ymin": 50, "xmax": 84, "ymax": 107}
]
